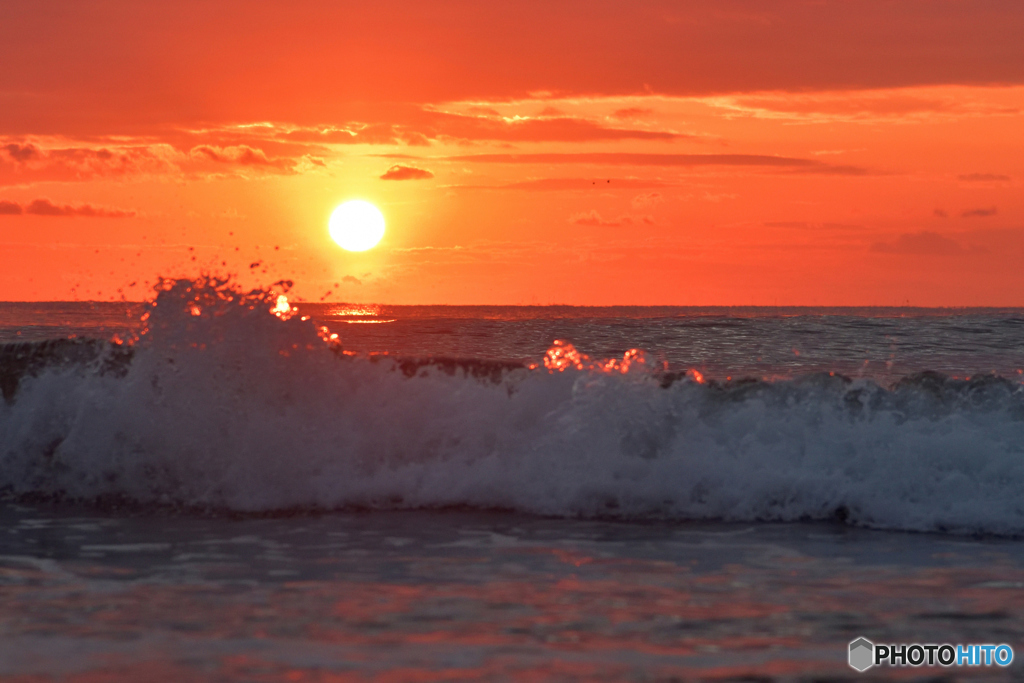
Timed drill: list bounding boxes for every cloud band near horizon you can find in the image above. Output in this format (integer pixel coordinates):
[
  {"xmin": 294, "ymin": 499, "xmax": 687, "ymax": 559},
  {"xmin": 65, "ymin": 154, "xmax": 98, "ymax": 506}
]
[{"xmin": 0, "ymin": 198, "xmax": 136, "ymax": 218}]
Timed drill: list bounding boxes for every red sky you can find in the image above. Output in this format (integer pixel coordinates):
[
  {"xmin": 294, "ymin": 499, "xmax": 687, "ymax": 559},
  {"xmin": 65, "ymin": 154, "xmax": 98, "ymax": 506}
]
[{"xmin": 2, "ymin": 0, "xmax": 1023, "ymax": 305}]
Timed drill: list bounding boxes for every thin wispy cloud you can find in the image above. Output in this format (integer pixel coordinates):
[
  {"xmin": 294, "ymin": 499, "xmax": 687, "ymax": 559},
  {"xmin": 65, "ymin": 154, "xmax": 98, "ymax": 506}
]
[
  {"xmin": 420, "ymin": 153, "xmax": 869, "ymax": 175},
  {"xmin": 959, "ymin": 173, "xmax": 1011, "ymax": 182},
  {"xmin": 380, "ymin": 165, "xmax": 434, "ymax": 180},
  {"xmin": 569, "ymin": 210, "xmax": 654, "ymax": 227},
  {"xmin": 0, "ymin": 198, "xmax": 136, "ymax": 218},
  {"xmin": 961, "ymin": 207, "xmax": 997, "ymax": 218},
  {"xmin": 871, "ymin": 232, "xmax": 978, "ymax": 255}
]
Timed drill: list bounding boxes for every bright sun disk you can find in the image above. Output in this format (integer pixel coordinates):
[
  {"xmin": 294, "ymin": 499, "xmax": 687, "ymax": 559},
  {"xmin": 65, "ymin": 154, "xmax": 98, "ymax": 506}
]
[{"xmin": 329, "ymin": 200, "xmax": 385, "ymax": 251}]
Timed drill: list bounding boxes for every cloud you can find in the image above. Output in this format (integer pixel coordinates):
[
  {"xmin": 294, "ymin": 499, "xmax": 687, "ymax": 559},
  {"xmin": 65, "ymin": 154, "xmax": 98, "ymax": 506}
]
[
  {"xmin": 959, "ymin": 173, "xmax": 1011, "ymax": 182},
  {"xmin": 0, "ymin": 137, "xmax": 318, "ymax": 186},
  {"xmin": 934, "ymin": 209, "xmax": 948, "ymax": 218},
  {"xmin": 276, "ymin": 110, "xmax": 683, "ymax": 146},
  {"xmin": 612, "ymin": 108, "xmax": 654, "ymax": 119},
  {"xmin": 0, "ymin": 140, "xmax": 186, "ymax": 186},
  {"xmin": 569, "ymin": 210, "xmax": 653, "ymax": 227},
  {"xmin": 19, "ymin": 198, "xmax": 136, "ymax": 218},
  {"xmin": 570, "ymin": 210, "xmax": 617, "ymax": 227},
  {"xmin": 792, "ymin": 164, "xmax": 868, "ymax": 176},
  {"xmin": 434, "ymin": 117, "xmax": 683, "ymax": 143},
  {"xmin": 282, "ymin": 123, "xmax": 428, "ymax": 146},
  {"xmin": 342, "ymin": 275, "xmax": 362, "ymax": 285},
  {"xmin": 189, "ymin": 144, "xmax": 292, "ymax": 169},
  {"xmin": 631, "ymin": 192, "xmax": 663, "ymax": 208},
  {"xmin": 871, "ymin": 231, "xmax": 965, "ymax": 255},
  {"xmin": 3, "ymin": 144, "xmax": 41, "ymax": 162},
  {"xmin": 442, "ymin": 177, "xmax": 674, "ymax": 191},
  {"xmin": 4, "ymin": 1, "xmax": 1024, "ymax": 137},
  {"xmin": 713, "ymin": 89, "xmax": 1012, "ymax": 124},
  {"xmin": 0, "ymin": 200, "xmax": 23, "ymax": 215},
  {"xmin": 763, "ymin": 221, "xmax": 862, "ymax": 230},
  {"xmin": 961, "ymin": 207, "xmax": 997, "ymax": 218},
  {"xmin": 434, "ymin": 152, "xmax": 866, "ymax": 174},
  {"xmin": 380, "ymin": 164, "xmax": 434, "ymax": 180}
]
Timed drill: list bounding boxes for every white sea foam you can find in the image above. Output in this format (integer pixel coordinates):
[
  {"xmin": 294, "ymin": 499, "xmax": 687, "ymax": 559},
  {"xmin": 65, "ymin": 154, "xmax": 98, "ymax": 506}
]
[{"xmin": 2, "ymin": 278, "xmax": 1024, "ymax": 534}]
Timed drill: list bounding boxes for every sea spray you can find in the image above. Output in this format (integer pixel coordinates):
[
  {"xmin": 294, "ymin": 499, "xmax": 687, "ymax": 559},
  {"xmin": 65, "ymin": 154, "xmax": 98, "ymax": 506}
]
[{"xmin": 2, "ymin": 277, "xmax": 1024, "ymax": 534}]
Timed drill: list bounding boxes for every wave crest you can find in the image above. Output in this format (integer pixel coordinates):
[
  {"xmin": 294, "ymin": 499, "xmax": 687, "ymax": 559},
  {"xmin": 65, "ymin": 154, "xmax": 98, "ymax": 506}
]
[{"xmin": 2, "ymin": 277, "xmax": 1024, "ymax": 534}]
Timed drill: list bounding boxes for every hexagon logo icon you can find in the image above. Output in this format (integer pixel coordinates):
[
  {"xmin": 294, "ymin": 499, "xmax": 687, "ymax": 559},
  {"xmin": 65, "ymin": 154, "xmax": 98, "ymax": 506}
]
[{"xmin": 849, "ymin": 637, "xmax": 874, "ymax": 672}]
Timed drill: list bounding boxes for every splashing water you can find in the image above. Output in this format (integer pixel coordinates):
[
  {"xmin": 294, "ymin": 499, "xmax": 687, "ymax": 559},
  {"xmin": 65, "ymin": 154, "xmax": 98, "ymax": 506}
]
[{"xmin": 2, "ymin": 277, "xmax": 1024, "ymax": 534}]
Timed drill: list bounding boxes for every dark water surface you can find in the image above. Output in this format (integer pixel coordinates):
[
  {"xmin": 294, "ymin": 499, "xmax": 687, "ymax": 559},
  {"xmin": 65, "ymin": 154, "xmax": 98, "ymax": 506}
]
[
  {"xmin": 2, "ymin": 503, "xmax": 1023, "ymax": 681},
  {"xmin": 3, "ymin": 302, "xmax": 1023, "ymax": 381}
]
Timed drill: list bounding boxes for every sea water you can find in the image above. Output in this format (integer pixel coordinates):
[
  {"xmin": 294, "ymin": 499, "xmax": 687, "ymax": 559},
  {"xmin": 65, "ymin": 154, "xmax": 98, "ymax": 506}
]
[{"xmin": 1, "ymin": 277, "xmax": 1023, "ymax": 680}]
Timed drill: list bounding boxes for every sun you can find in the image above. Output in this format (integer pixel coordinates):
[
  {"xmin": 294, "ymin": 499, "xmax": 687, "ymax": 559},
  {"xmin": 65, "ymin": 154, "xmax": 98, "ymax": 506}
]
[{"xmin": 329, "ymin": 200, "xmax": 385, "ymax": 251}]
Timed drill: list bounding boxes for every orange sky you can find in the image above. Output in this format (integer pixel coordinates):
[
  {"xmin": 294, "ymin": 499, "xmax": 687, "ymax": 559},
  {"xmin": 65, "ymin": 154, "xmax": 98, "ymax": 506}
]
[{"xmin": 2, "ymin": 0, "xmax": 1023, "ymax": 305}]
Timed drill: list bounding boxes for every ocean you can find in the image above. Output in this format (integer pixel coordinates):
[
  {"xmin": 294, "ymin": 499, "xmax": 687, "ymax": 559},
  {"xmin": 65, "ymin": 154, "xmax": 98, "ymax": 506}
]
[{"xmin": 1, "ymin": 276, "xmax": 1023, "ymax": 681}]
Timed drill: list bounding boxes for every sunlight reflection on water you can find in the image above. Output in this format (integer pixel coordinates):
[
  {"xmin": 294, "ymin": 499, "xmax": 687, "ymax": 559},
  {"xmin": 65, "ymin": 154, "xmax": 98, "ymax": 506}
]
[{"xmin": 1, "ymin": 505, "xmax": 1023, "ymax": 681}]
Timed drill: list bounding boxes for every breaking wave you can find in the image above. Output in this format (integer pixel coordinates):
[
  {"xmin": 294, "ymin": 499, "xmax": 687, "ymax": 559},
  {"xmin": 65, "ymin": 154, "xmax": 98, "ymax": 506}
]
[{"xmin": 2, "ymin": 277, "xmax": 1024, "ymax": 535}]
